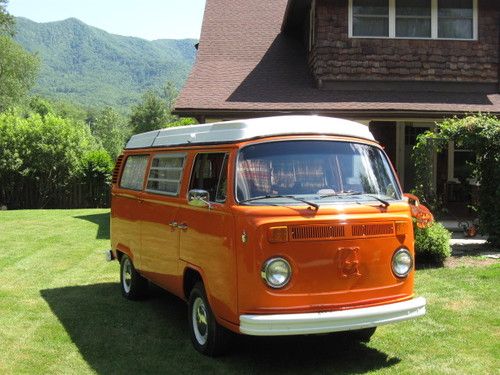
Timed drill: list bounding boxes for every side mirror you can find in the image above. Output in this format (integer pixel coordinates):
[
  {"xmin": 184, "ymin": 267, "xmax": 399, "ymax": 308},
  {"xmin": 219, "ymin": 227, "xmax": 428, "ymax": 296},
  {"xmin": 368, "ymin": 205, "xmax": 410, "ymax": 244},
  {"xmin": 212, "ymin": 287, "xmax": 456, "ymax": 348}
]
[
  {"xmin": 188, "ymin": 189, "xmax": 211, "ymax": 208},
  {"xmin": 403, "ymin": 193, "xmax": 434, "ymax": 228},
  {"xmin": 403, "ymin": 193, "xmax": 420, "ymax": 207}
]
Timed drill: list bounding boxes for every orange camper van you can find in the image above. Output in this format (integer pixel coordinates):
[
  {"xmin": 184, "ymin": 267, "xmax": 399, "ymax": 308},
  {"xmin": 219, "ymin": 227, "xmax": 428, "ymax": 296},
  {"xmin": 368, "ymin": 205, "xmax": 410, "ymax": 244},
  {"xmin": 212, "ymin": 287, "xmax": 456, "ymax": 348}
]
[{"xmin": 108, "ymin": 115, "xmax": 426, "ymax": 356}]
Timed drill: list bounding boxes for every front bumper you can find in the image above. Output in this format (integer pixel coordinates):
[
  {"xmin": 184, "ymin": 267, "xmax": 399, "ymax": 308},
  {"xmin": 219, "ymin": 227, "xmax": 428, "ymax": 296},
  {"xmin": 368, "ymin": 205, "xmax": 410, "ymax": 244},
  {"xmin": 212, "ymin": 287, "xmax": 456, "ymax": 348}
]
[{"xmin": 240, "ymin": 297, "xmax": 426, "ymax": 336}]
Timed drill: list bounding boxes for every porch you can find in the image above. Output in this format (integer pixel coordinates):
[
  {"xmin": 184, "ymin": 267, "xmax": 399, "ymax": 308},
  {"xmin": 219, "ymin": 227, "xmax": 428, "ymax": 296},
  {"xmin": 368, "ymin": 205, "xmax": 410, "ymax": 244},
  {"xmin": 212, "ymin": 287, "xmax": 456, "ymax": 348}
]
[{"xmin": 367, "ymin": 120, "xmax": 477, "ymax": 215}]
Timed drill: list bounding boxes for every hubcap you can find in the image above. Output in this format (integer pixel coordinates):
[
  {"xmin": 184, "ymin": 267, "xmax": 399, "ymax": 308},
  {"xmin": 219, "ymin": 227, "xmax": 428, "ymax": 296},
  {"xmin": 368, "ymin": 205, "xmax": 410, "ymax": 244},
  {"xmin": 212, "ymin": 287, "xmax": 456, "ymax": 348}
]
[
  {"xmin": 122, "ymin": 258, "xmax": 132, "ymax": 293},
  {"xmin": 192, "ymin": 297, "xmax": 208, "ymax": 345}
]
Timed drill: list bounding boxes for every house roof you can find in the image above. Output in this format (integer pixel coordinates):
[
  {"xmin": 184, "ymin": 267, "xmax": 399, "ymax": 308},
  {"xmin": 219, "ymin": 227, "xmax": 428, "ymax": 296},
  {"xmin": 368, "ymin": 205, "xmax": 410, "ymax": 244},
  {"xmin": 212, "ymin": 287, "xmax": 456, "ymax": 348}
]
[{"xmin": 174, "ymin": 0, "xmax": 500, "ymax": 119}]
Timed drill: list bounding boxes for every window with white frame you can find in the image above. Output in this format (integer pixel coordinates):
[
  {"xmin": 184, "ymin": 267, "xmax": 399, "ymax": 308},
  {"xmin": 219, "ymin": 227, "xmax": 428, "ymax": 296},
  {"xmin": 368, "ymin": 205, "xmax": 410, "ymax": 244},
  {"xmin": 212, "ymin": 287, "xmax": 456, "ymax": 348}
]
[
  {"xmin": 349, "ymin": 0, "xmax": 477, "ymax": 40},
  {"xmin": 396, "ymin": 0, "xmax": 431, "ymax": 38},
  {"xmin": 352, "ymin": 0, "xmax": 389, "ymax": 37},
  {"xmin": 146, "ymin": 153, "xmax": 186, "ymax": 196},
  {"xmin": 438, "ymin": 0, "xmax": 474, "ymax": 39},
  {"xmin": 309, "ymin": 0, "xmax": 316, "ymax": 50}
]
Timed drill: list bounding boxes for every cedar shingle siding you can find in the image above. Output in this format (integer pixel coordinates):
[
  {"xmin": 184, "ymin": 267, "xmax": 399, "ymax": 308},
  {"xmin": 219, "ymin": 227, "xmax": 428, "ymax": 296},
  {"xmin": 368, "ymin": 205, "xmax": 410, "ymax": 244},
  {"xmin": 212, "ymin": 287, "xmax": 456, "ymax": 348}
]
[
  {"xmin": 174, "ymin": 0, "xmax": 500, "ymax": 119},
  {"xmin": 310, "ymin": 0, "xmax": 499, "ymax": 84}
]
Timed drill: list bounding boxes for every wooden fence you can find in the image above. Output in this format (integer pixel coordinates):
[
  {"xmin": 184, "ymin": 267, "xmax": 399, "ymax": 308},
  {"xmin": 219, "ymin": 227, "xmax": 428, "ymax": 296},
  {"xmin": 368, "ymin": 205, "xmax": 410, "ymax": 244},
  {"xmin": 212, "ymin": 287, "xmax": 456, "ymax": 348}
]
[{"xmin": 1, "ymin": 180, "xmax": 110, "ymax": 209}]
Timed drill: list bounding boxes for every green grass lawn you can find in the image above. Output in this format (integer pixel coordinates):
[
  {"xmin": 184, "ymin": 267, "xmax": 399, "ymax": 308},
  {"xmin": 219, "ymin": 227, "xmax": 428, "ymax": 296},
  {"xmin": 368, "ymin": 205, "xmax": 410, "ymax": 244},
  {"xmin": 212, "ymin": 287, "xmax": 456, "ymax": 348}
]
[{"xmin": 0, "ymin": 209, "xmax": 498, "ymax": 374}]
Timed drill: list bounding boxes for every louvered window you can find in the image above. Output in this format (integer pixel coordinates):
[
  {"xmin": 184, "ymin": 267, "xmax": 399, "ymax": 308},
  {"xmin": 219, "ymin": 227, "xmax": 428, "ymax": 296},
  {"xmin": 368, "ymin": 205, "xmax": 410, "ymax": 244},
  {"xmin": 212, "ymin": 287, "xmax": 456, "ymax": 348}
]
[{"xmin": 146, "ymin": 154, "xmax": 186, "ymax": 196}]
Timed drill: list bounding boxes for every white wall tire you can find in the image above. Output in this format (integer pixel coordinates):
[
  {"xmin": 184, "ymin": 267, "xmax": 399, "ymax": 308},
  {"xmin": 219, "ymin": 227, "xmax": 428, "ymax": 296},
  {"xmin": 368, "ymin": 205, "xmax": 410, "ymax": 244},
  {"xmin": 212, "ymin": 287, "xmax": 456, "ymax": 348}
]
[
  {"xmin": 188, "ymin": 282, "xmax": 231, "ymax": 356},
  {"xmin": 119, "ymin": 254, "xmax": 148, "ymax": 300}
]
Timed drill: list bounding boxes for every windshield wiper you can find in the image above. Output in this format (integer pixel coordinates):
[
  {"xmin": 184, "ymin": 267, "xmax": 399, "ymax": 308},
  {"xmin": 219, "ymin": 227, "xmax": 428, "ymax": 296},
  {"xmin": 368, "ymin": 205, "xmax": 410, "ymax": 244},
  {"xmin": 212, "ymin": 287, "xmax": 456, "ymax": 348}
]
[
  {"xmin": 239, "ymin": 195, "xmax": 319, "ymax": 210},
  {"xmin": 319, "ymin": 191, "xmax": 390, "ymax": 207},
  {"xmin": 355, "ymin": 194, "xmax": 390, "ymax": 207}
]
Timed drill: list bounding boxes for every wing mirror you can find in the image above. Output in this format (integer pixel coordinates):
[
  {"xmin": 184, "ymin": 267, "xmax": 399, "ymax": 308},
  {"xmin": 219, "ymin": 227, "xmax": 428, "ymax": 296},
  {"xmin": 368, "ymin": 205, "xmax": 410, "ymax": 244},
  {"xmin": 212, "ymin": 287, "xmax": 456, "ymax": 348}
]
[
  {"xmin": 403, "ymin": 193, "xmax": 434, "ymax": 228},
  {"xmin": 188, "ymin": 189, "xmax": 211, "ymax": 209},
  {"xmin": 403, "ymin": 193, "xmax": 420, "ymax": 206}
]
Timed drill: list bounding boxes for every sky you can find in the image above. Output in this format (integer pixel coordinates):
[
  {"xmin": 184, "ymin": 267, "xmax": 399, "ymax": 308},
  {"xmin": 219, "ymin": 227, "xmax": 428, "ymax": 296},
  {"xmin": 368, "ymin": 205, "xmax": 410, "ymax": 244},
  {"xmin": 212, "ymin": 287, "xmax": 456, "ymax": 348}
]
[{"xmin": 7, "ymin": 0, "xmax": 206, "ymax": 40}]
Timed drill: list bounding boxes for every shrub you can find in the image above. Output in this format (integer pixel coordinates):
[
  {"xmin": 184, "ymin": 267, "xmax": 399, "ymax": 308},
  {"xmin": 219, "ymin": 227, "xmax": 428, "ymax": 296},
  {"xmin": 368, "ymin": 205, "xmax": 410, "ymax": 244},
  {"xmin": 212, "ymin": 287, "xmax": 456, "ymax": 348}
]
[
  {"xmin": 414, "ymin": 221, "xmax": 451, "ymax": 264},
  {"xmin": 0, "ymin": 112, "xmax": 95, "ymax": 207},
  {"xmin": 81, "ymin": 149, "xmax": 113, "ymax": 207}
]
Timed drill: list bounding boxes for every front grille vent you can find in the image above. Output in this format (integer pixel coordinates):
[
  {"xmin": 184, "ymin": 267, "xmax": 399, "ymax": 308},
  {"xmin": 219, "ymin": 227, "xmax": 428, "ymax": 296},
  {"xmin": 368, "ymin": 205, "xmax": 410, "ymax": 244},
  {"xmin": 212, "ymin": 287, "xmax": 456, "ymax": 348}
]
[
  {"xmin": 111, "ymin": 155, "xmax": 125, "ymax": 184},
  {"xmin": 290, "ymin": 225, "xmax": 345, "ymax": 241},
  {"xmin": 351, "ymin": 223, "xmax": 394, "ymax": 237}
]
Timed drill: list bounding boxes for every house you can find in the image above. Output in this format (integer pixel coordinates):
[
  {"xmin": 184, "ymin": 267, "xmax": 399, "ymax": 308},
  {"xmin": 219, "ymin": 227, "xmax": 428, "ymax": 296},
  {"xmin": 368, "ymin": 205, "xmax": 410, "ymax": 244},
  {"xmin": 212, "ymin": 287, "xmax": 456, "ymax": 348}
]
[{"xmin": 174, "ymin": 0, "xmax": 499, "ymax": 197}]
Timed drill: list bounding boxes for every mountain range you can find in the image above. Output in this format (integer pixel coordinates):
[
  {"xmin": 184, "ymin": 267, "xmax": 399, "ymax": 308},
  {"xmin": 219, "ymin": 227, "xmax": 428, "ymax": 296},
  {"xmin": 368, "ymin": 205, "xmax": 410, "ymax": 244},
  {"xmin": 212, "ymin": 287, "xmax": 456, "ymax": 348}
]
[{"xmin": 14, "ymin": 17, "xmax": 197, "ymax": 111}]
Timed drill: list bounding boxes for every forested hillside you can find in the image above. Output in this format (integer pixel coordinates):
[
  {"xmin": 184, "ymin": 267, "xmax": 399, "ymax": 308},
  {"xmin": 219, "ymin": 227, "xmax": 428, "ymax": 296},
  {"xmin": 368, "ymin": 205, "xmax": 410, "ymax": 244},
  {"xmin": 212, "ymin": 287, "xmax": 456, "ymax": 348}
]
[{"xmin": 14, "ymin": 17, "xmax": 197, "ymax": 110}]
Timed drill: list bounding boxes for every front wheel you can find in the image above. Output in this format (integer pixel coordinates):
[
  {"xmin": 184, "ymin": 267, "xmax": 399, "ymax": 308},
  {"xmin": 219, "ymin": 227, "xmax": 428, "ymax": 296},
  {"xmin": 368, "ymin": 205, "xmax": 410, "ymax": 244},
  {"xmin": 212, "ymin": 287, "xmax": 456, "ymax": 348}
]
[
  {"xmin": 120, "ymin": 254, "xmax": 148, "ymax": 300},
  {"xmin": 188, "ymin": 282, "xmax": 230, "ymax": 356}
]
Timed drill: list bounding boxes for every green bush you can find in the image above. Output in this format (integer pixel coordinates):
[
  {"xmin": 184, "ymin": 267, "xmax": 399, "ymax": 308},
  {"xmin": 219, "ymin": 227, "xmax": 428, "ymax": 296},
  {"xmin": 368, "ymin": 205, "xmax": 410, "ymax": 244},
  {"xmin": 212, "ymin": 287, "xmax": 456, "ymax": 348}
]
[
  {"xmin": 81, "ymin": 149, "xmax": 113, "ymax": 207},
  {"xmin": 82, "ymin": 149, "xmax": 113, "ymax": 181},
  {"xmin": 0, "ymin": 112, "xmax": 95, "ymax": 207},
  {"xmin": 414, "ymin": 222, "xmax": 451, "ymax": 264}
]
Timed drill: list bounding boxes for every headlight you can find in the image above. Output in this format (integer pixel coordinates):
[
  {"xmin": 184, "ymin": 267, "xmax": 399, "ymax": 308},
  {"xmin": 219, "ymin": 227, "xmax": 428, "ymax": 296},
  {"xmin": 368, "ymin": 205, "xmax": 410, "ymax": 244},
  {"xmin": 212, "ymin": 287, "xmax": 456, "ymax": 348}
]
[
  {"xmin": 261, "ymin": 257, "xmax": 291, "ymax": 288},
  {"xmin": 392, "ymin": 248, "xmax": 413, "ymax": 278}
]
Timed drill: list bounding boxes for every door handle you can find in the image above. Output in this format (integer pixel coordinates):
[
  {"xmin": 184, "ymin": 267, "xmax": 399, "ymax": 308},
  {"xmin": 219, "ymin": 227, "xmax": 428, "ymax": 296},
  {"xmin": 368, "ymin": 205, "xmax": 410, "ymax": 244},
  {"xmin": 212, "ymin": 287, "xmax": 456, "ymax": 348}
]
[
  {"xmin": 169, "ymin": 221, "xmax": 178, "ymax": 228},
  {"xmin": 177, "ymin": 223, "xmax": 188, "ymax": 231}
]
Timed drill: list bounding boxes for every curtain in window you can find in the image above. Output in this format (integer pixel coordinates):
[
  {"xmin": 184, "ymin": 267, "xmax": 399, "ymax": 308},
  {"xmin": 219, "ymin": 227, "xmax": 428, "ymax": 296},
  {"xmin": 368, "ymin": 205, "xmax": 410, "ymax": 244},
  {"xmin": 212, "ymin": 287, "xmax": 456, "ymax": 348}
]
[
  {"xmin": 438, "ymin": 0, "xmax": 473, "ymax": 39},
  {"xmin": 239, "ymin": 160, "xmax": 272, "ymax": 196},
  {"xmin": 396, "ymin": 0, "xmax": 431, "ymax": 38},
  {"xmin": 120, "ymin": 155, "xmax": 148, "ymax": 190},
  {"xmin": 352, "ymin": 0, "xmax": 389, "ymax": 37}
]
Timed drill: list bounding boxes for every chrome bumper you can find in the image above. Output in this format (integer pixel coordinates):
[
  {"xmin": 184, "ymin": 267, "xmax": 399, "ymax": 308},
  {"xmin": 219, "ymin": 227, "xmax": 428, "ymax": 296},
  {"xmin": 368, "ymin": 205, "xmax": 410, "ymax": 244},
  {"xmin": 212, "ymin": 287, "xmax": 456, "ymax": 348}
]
[
  {"xmin": 240, "ymin": 297, "xmax": 426, "ymax": 336},
  {"xmin": 105, "ymin": 250, "xmax": 115, "ymax": 262}
]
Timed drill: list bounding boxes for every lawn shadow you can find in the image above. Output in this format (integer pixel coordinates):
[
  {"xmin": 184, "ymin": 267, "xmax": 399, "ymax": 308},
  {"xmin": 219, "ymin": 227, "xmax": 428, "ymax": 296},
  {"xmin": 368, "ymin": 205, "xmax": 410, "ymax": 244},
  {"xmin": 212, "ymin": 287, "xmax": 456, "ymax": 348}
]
[
  {"xmin": 73, "ymin": 212, "xmax": 110, "ymax": 239},
  {"xmin": 41, "ymin": 283, "xmax": 400, "ymax": 374}
]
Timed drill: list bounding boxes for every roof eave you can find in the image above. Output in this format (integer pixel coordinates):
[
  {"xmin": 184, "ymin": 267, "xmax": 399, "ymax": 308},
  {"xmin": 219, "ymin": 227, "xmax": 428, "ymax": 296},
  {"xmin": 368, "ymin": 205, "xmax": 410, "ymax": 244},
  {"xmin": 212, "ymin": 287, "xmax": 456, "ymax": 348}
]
[{"xmin": 173, "ymin": 107, "xmax": 500, "ymax": 120}]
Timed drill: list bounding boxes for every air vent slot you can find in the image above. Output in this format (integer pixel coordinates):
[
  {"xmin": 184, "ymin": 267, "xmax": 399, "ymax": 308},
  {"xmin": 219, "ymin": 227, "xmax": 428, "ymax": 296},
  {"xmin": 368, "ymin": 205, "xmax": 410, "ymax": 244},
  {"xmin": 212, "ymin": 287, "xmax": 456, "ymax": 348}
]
[
  {"xmin": 352, "ymin": 223, "xmax": 394, "ymax": 237},
  {"xmin": 290, "ymin": 225, "xmax": 345, "ymax": 241},
  {"xmin": 112, "ymin": 155, "xmax": 125, "ymax": 184}
]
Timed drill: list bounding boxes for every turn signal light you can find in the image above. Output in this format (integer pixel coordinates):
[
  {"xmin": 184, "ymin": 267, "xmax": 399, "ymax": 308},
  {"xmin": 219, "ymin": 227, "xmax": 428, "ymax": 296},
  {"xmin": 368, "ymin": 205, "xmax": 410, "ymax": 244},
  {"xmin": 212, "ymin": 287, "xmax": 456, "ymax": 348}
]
[
  {"xmin": 395, "ymin": 221, "xmax": 408, "ymax": 236},
  {"xmin": 268, "ymin": 226, "xmax": 288, "ymax": 243}
]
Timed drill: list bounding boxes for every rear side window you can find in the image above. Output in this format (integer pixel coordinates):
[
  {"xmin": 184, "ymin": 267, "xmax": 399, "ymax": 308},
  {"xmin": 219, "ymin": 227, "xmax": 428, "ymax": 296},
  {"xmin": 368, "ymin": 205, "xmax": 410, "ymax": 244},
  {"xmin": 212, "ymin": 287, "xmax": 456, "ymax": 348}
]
[
  {"xmin": 189, "ymin": 153, "xmax": 228, "ymax": 203},
  {"xmin": 120, "ymin": 155, "xmax": 149, "ymax": 191},
  {"xmin": 146, "ymin": 153, "xmax": 186, "ymax": 196}
]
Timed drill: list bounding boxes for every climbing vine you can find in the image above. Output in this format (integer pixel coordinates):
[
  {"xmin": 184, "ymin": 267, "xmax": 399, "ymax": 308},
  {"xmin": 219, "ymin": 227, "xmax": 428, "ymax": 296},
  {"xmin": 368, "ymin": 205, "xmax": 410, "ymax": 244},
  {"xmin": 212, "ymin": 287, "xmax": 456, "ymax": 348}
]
[{"xmin": 412, "ymin": 114, "xmax": 500, "ymax": 246}]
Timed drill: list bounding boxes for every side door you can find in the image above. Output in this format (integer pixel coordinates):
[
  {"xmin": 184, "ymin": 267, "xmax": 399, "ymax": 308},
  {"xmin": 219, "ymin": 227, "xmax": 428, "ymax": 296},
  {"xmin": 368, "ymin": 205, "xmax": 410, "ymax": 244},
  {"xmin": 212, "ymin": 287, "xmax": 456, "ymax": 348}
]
[
  {"xmin": 177, "ymin": 152, "xmax": 238, "ymax": 322},
  {"xmin": 111, "ymin": 153, "xmax": 149, "ymax": 267},
  {"xmin": 139, "ymin": 152, "xmax": 187, "ymax": 292}
]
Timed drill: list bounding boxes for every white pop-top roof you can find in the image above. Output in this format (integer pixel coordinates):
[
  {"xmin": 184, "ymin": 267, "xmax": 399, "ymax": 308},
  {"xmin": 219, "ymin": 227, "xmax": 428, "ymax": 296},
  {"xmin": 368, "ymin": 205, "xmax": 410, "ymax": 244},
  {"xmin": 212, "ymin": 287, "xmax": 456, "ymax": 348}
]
[{"xmin": 125, "ymin": 115, "xmax": 375, "ymax": 149}]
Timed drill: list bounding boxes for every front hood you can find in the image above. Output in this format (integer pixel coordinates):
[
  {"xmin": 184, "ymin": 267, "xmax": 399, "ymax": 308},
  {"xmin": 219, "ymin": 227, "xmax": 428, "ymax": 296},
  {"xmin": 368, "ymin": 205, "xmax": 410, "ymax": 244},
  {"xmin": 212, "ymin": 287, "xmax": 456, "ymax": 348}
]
[{"xmin": 234, "ymin": 201, "xmax": 415, "ymax": 314}]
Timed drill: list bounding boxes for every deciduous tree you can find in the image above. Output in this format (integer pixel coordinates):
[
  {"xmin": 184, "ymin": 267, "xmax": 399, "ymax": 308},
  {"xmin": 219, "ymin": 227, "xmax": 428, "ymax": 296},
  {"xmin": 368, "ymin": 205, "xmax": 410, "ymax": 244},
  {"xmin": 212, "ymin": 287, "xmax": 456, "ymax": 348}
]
[
  {"xmin": 90, "ymin": 107, "xmax": 131, "ymax": 160},
  {"xmin": 129, "ymin": 90, "xmax": 172, "ymax": 134},
  {"xmin": 0, "ymin": 0, "xmax": 14, "ymax": 36},
  {"xmin": 0, "ymin": 37, "xmax": 39, "ymax": 111}
]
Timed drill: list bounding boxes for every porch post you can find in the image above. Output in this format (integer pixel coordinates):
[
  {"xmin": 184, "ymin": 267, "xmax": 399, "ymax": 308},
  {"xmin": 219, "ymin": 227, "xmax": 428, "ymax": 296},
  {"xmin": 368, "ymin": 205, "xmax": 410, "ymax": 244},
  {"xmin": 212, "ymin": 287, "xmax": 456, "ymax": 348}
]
[{"xmin": 396, "ymin": 121, "xmax": 405, "ymax": 190}]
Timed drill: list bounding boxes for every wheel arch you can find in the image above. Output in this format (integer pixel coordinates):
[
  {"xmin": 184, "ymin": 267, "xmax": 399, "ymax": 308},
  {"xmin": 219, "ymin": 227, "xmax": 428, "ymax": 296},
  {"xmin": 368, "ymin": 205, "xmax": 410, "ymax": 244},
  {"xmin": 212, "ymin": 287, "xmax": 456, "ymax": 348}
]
[
  {"xmin": 183, "ymin": 266, "xmax": 205, "ymax": 300},
  {"xmin": 115, "ymin": 245, "xmax": 134, "ymax": 263}
]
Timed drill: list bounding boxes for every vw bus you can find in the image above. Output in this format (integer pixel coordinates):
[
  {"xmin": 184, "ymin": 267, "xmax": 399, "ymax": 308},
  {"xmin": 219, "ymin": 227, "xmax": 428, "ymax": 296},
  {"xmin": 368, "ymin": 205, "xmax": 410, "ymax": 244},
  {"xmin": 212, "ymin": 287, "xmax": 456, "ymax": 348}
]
[{"xmin": 109, "ymin": 115, "xmax": 426, "ymax": 356}]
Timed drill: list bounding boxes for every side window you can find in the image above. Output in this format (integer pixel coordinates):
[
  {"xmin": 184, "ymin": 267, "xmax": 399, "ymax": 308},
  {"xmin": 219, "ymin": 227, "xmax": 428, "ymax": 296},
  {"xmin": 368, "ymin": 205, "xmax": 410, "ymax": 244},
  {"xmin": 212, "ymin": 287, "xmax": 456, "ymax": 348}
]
[
  {"xmin": 189, "ymin": 153, "xmax": 228, "ymax": 203},
  {"xmin": 146, "ymin": 154, "xmax": 186, "ymax": 196},
  {"xmin": 120, "ymin": 155, "xmax": 149, "ymax": 191}
]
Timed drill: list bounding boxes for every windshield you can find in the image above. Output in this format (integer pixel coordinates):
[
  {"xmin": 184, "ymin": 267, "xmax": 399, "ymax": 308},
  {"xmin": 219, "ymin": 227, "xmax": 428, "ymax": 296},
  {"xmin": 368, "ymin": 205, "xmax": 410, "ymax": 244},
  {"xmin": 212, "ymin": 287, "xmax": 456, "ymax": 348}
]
[{"xmin": 236, "ymin": 140, "xmax": 401, "ymax": 205}]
